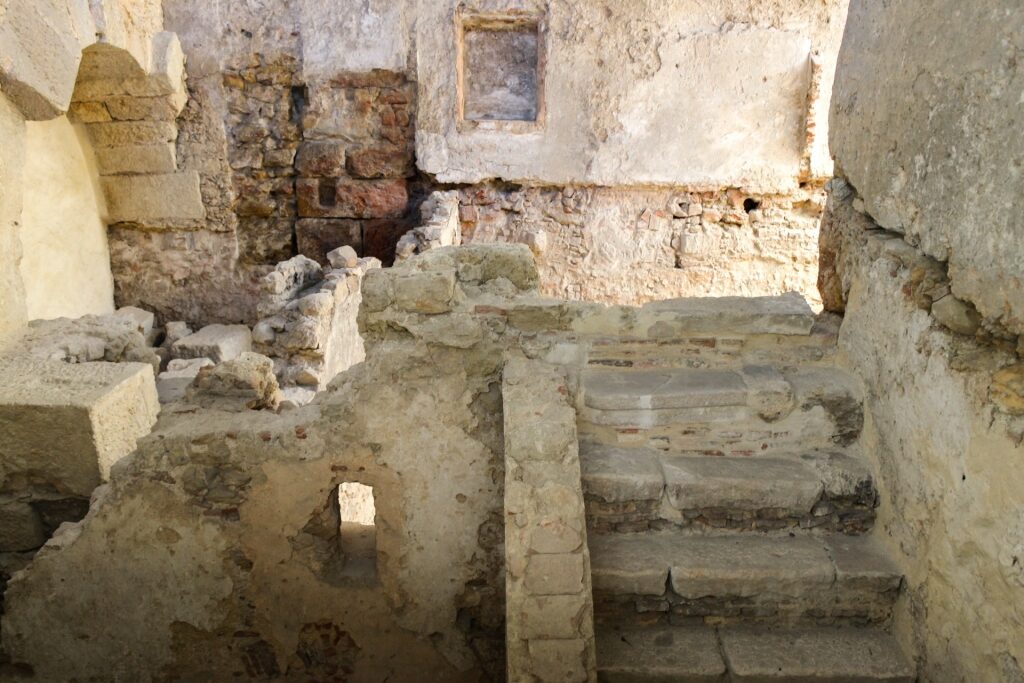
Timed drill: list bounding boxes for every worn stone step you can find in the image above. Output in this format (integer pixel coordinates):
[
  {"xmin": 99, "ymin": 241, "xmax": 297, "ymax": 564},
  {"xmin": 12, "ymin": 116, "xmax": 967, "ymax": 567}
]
[
  {"xmin": 596, "ymin": 625, "xmax": 726, "ymax": 682},
  {"xmin": 595, "ymin": 625, "xmax": 915, "ymax": 682},
  {"xmin": 589, "ymin": 532, "xmax": 901, "ymax": 625},
  {"xmin": 720, "ymin": 626, "xmax": 916, "ymax": 682},
  {"xmin": 578, "ymin": 366, "xmax": 862, "ymax": 456},
  {"xmin": 580, "ymin": 443, "xmax": 877, "ymax": 534}
]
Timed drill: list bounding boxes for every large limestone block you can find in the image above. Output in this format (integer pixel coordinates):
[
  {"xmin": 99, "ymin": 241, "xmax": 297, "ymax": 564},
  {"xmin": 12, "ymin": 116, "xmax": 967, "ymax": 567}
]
[
  {"xmin": 0, "ymin": 358, "xmax": 159, "ymax": 497},
  {"xmin": 0, "ymin": 0, "xmax": 96, "ymax": 119},
  {"xmin": 101, "ymin": 172, "xmax": 205, "ymax": 223},
  {"xmin": 831, "ymin": 0, "xmax": 1024, "ymax": 334}
]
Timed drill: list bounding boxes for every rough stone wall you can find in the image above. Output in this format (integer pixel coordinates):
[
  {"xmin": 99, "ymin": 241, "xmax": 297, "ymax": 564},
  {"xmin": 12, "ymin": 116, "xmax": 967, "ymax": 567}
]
[
  {"xmin": 824, "ymin": 1, "xmax": 1024, "ymax": 679},
  {"xmin": 460, "ymin": 184, "xmax": 825, "ymax": 308}
]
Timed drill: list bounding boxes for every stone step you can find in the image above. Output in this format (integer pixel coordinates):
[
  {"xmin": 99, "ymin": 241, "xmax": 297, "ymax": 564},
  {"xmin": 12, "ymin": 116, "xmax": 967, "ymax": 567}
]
[
  {"xmin": 589, "ymin": 532, "xmax": 901, "ymax": 625},
  {"xmin": 578, "ymin": 366, "xmax": 862, "ymax": 456},
  {"xmin": 580, "ymin": 443, "xmax": 877, "ymax": 534},
  {"xmin": 585, "ymin": 313, "xmax": 842, "ymax": 373},
  {"xmin": 596, "ymin": 625, "xmax": 915, "ymax": 682}
]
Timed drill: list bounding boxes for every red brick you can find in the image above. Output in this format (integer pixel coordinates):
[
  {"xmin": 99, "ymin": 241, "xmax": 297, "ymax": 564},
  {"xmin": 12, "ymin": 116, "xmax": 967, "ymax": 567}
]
[
  {"xmin": 297, "ymin": 178, "xmax": 408, "ymax": 219},
  {"xmin": 346, "ymin": 147, "xmax": 414, "ymax": 179}
]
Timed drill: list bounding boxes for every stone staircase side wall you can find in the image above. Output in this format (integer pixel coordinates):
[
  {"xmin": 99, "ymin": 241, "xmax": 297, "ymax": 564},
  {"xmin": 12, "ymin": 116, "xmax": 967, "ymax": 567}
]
[{"xmin": 503, "ymin": 356, "xmax": 597, "ymax": 683}]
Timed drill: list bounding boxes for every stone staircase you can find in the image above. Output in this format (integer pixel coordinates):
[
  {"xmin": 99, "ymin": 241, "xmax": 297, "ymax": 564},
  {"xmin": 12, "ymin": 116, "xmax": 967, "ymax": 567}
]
[{"xmin": 576, "ymin": 295, "xmax": 916, "ymax": 682}]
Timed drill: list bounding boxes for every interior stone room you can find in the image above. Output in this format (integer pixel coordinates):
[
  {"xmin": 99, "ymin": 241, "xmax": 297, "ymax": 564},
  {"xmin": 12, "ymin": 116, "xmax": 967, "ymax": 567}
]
[{"xmin": 0, "ymin": 0, "xmax": 1020, "ymax": 681}]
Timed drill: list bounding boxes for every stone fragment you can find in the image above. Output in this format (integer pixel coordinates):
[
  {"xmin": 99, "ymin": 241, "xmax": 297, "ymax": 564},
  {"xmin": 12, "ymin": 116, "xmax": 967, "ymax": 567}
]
[
  {"xmin": 990, "ymin": 364, "xmax": 1024, "ymax": 416},
  {"xmin": 156, "ymin": 358, "xmax": 214, "ymax": 404},
  {"xmin": 17, "ymin": 315, "xmax": 160, "ymax": 371},
  {"xmin": 162, "ymin": 322, "xmax": 192, "ymax": 348},
  {"xmin": 112, "ymin": 306, "xmax": 156, "ymax": 341},
  {"xmin": 94, "ymin": 143, "xmax": 177, "ymax": 175},
  {"xmin": 102, "ymin": 172, "xmax": 205, "ymax": 223},
  {"xmin": 186, "ymin": 352, "xmax": 281, "ymax": 411},
  {"xmin": 931, "ymin": 295, "xmax": 982, "ymax": 336},
  {"xmin": 327, "ymin": 245, "xmax": 359, "ymax": 269},
  {"xmin": 172, "ymin": 324, "xmax": 253, "ymax": 363}
]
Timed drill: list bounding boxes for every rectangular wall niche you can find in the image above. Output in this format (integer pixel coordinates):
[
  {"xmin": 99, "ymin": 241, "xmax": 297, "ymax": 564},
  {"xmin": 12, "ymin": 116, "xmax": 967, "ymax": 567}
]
[
  {"xmin": 459, "ymin": 14, "xmax": 544, "ymax": 126},
  {"xmin": 338, "ymin": 482, "xmax": 376, "ymax": 578}
]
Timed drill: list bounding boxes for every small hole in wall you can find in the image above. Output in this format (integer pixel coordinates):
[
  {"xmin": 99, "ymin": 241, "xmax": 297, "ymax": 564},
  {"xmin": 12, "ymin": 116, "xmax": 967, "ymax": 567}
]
[
  {"xmin": 289, "ymin": 85, "xmax": 308, "ymax": 126},
  {"xmin": 338, "ymin": 482, "xmax": 377, "ymax": 577},
  {"xmin": 318, "ymin": 180, "xmax": 337, "ymax": 208},
  {"xmin": 743, "ymin": 198, "xmax": 761, "ymax": 213}
]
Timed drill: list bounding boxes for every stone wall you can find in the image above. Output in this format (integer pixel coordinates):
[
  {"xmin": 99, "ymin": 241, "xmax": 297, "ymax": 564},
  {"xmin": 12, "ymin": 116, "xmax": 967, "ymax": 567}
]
[
  {"xmin": 460, "ymin": 184, "xmax": 825, "ymax": 308},
  {"xmin": 824, "ymin": 1, "xmax": 1024, "ymax": 679}
]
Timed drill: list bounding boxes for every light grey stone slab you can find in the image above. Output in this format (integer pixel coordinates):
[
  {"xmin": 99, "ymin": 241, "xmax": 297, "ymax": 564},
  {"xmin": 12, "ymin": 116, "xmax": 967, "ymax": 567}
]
[
  {"xmin": 597, "ymin": 625, "xmax": 727, "ymax": 682},
  {"xmin": 639, "ymin": 293, "xmax": 816, "ymax": 336},
  {"xmin": 661, "ymin": 455, "xmax": 823, "ymax": 512},
  {"xmin": 171, "ymin": 324, "xmax": 252, "ymax": 363},
  {"xmin": 583, "ymin": 369, "xmax": 748, "ymax": 411},
  {"xmin": 826, "ymin": 535, "xmax": 903, "ymax": 595},
  {"xmin": 721, "ymin": 627, "xmax": 915, "ymax": 682},
  {"xmin": 589, "ymin": 532, "xmax": 672, "ymax": 596},
  {"xmin": 580, "ymin": 443, "xmax": 665, "ymax": 503},
  {"xmin": 668, "ymin": 534, "xmax": 834, "ymax": 599}
]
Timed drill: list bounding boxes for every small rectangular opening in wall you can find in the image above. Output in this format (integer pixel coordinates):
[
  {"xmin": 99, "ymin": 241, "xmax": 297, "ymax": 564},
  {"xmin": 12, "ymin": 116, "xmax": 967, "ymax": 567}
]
[
  {"xmin": 338, "ymin": 482, "xmax": 376, "ymax": 578},
  {"xmin": 458, "ymin": 14, "xmax": 545, "ymax": 128}
]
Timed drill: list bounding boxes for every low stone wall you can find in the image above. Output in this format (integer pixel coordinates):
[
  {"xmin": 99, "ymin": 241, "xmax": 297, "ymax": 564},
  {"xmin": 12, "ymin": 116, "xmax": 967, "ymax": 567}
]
[
  {"xmin": 503, "ymin": 357, "xmax": 596, "ymax": 683},
  {"xmin": 459, "ymin": 184, "xmax": 824, "ymax": 309}
]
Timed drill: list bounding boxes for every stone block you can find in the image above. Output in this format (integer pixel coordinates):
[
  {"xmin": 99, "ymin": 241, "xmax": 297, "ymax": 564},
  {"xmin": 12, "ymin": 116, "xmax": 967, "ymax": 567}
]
[
  {"xmin": 720, "ymin": 627, "xmax": 915, "ymax": 682},
  {"xmin": 0, "ymin": 358, "xmax": 159, "ymax": 497},
  {"xmin": 112, "ymin": 306, "xmax": 156, "ymax": 339},
  {"xmin": 72, "ymin": 33, "xmax": 185, "ymax": 101},
  {"xmin": 102, "ymin": 172, "xmax": 205, "ymax": 223},
  {"xmin": 392, "ymin": 271, "xmax": 455, "ymax": 314},
  {"xmin": 661, "ymin": 455, "xmax": 823, "ymax": 513},
  {"xmin": 156, "ymin": 357, "xmax": 213, "ymax": 404},
  {"xmin": 295, "ymin": 141, "xmax": 346, "ymax": 177},
  {"xmin": 527, "ymin": 639, "xmax": 589, "ymax": 683},
  {"xmin": 346, "ymin": 147, "xmax": 413, "ymax": 179},
  {"xmin": 579, "ymin": 443, "xmax": 664, "ymax": 503},
  {"xmin": 68, "ymin": 101, "xmax": 112, "ymax": 123},
  {"xmin": 86, "ymin": 121, "xmax": 177, "ymax": 147},
  {"xmin": 327, "ymin": 245, "xmax": 359, "ymax": 269},
  {"xmin": 172, "ymin": 325, "xmax": 252, "ymax": 363},
  {"xmin": 296, "ymin": 218, "xmax": 362, "ymax": 265},
  {"xmin": 519, "ymin": 596, "xmax": 584, "ymax": 639},
  {"xmin": 931, "ymin": 295, "xmax": 982, "ymax": 336},
  {"xmin": 94, "ymin": 143, "xmax": 177, "ymax": 175},
  {"xmin": 103, "ymin": 92, "xmax": 188, "ymax": 121},
  {"xmin": 297, "ymin": 178, "xmax": 408, "ymax": 219},
  {"xmin": 596, "ymin": 626, "xmax": 726, "ymax": 682},
  {"xmin": 524, "ymin": 553, "xmax": 585, "ymax": 595}
]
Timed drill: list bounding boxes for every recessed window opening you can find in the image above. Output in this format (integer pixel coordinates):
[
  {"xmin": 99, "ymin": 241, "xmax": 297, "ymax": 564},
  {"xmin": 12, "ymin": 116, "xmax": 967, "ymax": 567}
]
[
  {"xmin": 743, "ymin": 198, "xmax": 761, "ymax": 213},
  {"xmin": 337, "ymin": 482, "xmax": 376, "ymax": 577},
  {"xmin": 458, "ymin": 14, "xmax": 545, "ymax": 126}
]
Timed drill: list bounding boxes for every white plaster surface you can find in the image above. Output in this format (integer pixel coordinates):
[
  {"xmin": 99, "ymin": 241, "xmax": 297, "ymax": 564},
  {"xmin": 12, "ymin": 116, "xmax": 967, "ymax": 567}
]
[{"xmin": 19, "ymin": 116, "xmax": 115, "ymax": 321}]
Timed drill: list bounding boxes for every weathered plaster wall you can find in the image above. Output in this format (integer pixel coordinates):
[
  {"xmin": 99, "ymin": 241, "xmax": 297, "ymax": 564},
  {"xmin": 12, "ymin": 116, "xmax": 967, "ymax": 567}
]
[
  {"xmin": 825, "ymin": 0, "xmax": 1024, "ymax": 678},
  {"xmin": 19, "ymin": 117, "xmax": 114, "ymax": 321},
  {"xmin": 0, "ymin": 94, "xmax": 28, "ymax": 349},
  {"xmin": 417, "ymin": 0, "xmax": 848, "ymax": 189}
]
